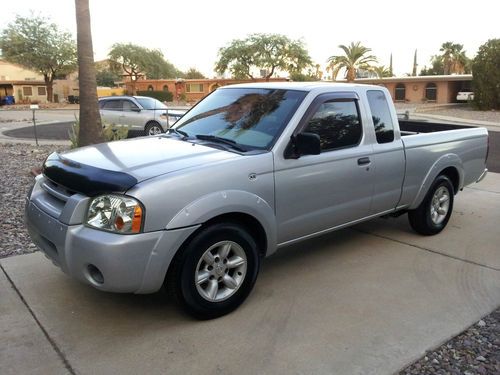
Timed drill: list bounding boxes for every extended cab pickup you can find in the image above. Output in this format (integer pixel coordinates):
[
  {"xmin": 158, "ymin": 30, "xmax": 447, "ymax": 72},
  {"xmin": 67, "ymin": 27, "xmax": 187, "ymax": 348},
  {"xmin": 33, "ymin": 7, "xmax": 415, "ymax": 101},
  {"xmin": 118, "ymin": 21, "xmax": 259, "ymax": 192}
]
[{"xmin": 25, "ymin": 83, "xmax": 489, "ymax": 319}]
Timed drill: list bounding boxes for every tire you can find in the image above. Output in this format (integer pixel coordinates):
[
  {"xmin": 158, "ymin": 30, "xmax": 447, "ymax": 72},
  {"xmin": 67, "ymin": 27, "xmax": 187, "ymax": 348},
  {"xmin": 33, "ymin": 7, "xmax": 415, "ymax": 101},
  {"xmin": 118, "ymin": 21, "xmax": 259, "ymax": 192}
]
[
  {"xmin": 408, "ymin": 175, "xmax": 454, "ymax": 235},
  {"xmin": 144, "ymin": 121, "xmax": 164, "ymax": 136},
  {"xmin": 166, "ymin": 223, "xmax": 260, "ymax": 319}
]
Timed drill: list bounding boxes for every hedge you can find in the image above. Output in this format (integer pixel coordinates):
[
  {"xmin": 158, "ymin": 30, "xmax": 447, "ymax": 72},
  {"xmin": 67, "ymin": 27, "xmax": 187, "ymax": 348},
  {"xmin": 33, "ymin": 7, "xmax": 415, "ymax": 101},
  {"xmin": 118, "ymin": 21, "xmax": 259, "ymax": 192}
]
[{"xmin": 136, "ymin": 90, "xmax": 173, "ymax": 102}]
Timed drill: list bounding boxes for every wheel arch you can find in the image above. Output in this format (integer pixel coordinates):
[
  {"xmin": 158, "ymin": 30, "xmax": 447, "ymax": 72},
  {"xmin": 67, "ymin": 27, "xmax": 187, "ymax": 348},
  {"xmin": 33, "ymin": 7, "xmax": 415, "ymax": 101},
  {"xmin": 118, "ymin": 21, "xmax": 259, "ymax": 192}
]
[
  {"xmin": 166, "ymin": 190, "xmax": 277, "ymax": 257},
  {"xmin": 409, "ymin": 154, "xmax": 464, "ymax": 210}
]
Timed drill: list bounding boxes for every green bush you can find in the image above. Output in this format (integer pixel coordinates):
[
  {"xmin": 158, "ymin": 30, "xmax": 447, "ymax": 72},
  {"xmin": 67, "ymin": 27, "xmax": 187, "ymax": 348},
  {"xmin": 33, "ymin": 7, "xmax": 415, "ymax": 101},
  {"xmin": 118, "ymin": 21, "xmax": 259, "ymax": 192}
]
[
  {"xmin": 69, "ymin": 120, "xmax": 129, "ymax": 149},
  {"xmin": 136, "ymin": 90, "xmax": 173, "ymax": 102},
  {"xmin": 472, "ymin": 39, "xmax": 500, "ymax": 110}
]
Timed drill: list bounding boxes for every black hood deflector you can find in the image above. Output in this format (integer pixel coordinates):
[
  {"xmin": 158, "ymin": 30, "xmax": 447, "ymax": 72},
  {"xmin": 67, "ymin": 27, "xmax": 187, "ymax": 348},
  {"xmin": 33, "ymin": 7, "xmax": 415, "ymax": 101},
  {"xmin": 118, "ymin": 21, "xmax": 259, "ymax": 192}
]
[{"xmin": 43, "ymin": 152, "xmax": 138, "ymax": 196}]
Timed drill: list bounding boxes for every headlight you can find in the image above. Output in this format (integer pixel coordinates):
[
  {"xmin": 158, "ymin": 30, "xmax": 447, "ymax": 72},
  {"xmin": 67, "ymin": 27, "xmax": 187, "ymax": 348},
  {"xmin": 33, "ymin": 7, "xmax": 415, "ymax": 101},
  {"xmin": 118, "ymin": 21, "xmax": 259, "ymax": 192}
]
[
  {"xmin": 86, "ymin": 195, "xmax": 143, "ymax": 234},
  {"xmin": 159, "ymin": 114, "xmax": 179, "ymax": 125}
]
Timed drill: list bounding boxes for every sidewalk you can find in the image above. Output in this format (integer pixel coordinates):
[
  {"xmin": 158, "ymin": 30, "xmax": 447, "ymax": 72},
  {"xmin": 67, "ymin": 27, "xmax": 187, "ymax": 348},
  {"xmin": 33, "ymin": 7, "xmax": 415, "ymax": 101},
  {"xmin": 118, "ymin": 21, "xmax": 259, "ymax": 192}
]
[{"xmin": 1, "ymin": 174, "xmax": 499, "ymax": 375}]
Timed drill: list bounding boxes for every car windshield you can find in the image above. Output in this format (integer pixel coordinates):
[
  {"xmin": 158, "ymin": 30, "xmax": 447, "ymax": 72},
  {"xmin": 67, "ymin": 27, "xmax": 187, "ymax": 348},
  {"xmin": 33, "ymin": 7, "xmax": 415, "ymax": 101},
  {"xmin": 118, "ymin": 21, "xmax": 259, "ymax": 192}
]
[
  {"xmin": 135, "ymin": 97, "xmax": 167, "ymax": 110},
  {"xmin": 174, "ymin": 88, "xmax": 307, "ymax": 150}
]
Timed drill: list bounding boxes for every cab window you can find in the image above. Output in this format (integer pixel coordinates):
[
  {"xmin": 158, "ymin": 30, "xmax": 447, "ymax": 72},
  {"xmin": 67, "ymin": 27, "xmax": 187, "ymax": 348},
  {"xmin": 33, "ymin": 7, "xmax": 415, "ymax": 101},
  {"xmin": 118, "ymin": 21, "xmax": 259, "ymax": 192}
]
[
  {"xmin": 367, "ymin": 90, "xmax": 395, "ymax": 143},
  {"xmin": 303, "ymin": 100, "xmax": 361, "ymax": 151}
]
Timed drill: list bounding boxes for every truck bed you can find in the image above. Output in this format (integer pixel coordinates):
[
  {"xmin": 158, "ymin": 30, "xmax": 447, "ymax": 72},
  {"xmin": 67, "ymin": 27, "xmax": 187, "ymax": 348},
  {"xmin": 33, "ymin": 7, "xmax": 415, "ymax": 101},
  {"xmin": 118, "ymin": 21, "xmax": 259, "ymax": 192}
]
[{"xmin": 399, "ymin": 119, "xmax": 474, "ymax": 136}]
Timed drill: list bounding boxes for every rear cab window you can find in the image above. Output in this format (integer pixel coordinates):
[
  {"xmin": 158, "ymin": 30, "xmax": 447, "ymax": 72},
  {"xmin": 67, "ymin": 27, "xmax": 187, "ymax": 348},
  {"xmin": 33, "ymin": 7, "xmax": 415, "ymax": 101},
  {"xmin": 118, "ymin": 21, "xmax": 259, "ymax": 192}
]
[{"xmin": 366, "ymin": 90, "xmax": 395, "ymax": 143}]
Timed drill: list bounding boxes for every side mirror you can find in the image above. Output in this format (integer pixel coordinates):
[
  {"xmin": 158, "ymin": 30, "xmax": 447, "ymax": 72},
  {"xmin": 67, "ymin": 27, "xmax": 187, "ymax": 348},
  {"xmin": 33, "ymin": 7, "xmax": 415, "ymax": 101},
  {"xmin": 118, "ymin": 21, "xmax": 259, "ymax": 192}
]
[
  {"xmin": 293, "ymin": 132, "xmax": 321, "ymax": 157},
  {"xmin": 131, "ymin": 107, "xmax": 141, "ymax": 112}
]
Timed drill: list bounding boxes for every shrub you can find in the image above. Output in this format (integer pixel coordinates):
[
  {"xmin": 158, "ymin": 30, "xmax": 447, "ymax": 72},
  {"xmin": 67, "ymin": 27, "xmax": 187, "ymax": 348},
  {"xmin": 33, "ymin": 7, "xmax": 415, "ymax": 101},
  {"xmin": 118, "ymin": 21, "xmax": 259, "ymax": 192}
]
[
  {"xmin": 472, "ymin": 39, "xmax": 500, "ymax": 110},
  {"xmin": 69, "ymin": 120, "xmax": 129, "ymax": 149},
  {"xmin": 136, "ymin": 90, "xmax": 173, "ymax": 102}
]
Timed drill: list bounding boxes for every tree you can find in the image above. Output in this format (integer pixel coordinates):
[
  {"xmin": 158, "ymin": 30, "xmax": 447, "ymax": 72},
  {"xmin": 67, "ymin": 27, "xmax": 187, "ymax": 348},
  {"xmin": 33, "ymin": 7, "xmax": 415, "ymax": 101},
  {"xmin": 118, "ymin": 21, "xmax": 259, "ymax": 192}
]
[
  {"xmin": 412, "ymin": 49, "xmax": 418, "ymax": 76},
  {"xmin": 95, "ymin": 69, "xmax": 120, "ymax": 87},
  {"xmin": 373, "ymin": 65, "xmax": 392, "ymax": 78},
  {"xmin": 75, "ymin": 0, "xmax": 104, "ymax": 146},
  {"xmin": 215, "ymin": 33, "xmax": 312, "ymax": 81},
  {"xmin": 289, "ymin": 63, "xmax": 322, "ymax": 81},
  {"xmin": 108, "ymin": 43, "xmax": 180, "ymax": 94},
  {"xmin": 326, "ymin": 42, "xmax": 377, "ymax": 82},
  {"xmin": 184, "ymin": 67, "xmax": 206, "ymax": 79},
  {"xmin": 420, "ymin": 55, "xmax": 445, "ymax": 75},
  {"xmin": 0, "ymin": 14, "xmax": 77, "ymax": 102},
  {"xmin": 439, "ymin": 42, "xmax": 470, "ymax": 74},
  {"xmin": 472, "ymin": 39, "xmax": 500, "ymax": 110}
]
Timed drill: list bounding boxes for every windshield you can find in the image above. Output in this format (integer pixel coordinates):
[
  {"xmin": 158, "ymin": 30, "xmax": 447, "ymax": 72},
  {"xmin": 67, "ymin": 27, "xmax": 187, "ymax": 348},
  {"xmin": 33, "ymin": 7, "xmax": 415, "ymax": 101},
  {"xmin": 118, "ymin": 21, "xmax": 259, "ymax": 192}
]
[
  {"xmin": 174, "ymin": 88, "xmax": 307, "ymax": 150},
  {"xmin": 136, "ymin": 97, "xmax": 167, "ymax": 110}
]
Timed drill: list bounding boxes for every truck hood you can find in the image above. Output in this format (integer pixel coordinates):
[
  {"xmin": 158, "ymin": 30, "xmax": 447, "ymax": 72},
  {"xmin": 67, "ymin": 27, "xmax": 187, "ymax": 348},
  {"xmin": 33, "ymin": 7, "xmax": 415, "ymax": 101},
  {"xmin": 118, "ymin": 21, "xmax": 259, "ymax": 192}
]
[{"xmin": 43, "ymin": 136, "xmax": 238, "ymax": 196}]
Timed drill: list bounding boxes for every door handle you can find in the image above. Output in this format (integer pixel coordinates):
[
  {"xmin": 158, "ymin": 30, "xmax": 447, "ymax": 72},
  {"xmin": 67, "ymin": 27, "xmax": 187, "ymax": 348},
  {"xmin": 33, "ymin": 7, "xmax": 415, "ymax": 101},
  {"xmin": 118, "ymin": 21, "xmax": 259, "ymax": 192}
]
[{"xmin": 357, "ymin": 157, "xmax": 371, "ymax": 165}]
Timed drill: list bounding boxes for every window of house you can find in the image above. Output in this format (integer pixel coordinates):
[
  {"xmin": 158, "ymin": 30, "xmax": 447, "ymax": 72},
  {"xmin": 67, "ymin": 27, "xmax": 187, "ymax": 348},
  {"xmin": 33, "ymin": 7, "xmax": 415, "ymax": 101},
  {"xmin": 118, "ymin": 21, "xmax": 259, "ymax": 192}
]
[
  {"xmin": 367, "ymin": 90, "xmax": 395, "ymax": 143},
  {"xmin": 186, "ymin": 83, "xmax": 204, "ymax": 93},
  {"xmin": 147, "ymin": 85, "xmax": 154, "ymax": 91},
  {"xmin": 395, "ymin": 83, "xmax": 406, "ymax": 101},
  {"xmin": 162, "ymin": 85, "xmax": 169, "ymax": 92},
  {"xmin": 425, "ymin": 83, "xmax": 437, "ymax": 101},
  {"xmin": 23, "ymin": 86, "xmax": 33, "ymax": 96},
  {"xmin": 38, "ymin": 86, "xmax": 46, "ymax": 96},
  {"xmin": 303, "ymin": 100, "xmax": 362, "ymax": 151}
]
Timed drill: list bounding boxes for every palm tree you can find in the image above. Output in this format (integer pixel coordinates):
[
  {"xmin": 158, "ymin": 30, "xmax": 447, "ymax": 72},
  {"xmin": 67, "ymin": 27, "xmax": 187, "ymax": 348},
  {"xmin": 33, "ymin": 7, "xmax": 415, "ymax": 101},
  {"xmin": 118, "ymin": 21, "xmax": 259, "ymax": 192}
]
[
  {"xmin": 75, "ymin": 0, "xmax": 104, "ymax": 146},
  {"xmin": 440, "ymin": 42, "xmax": 470, "ymax": 75},
  {"xmin": 373, "ymin": 65, "xmax": 392, "ymax": 78},
  {"xmin": 326, "ymin": 42, "xmax": 378, "ymax": 82}
]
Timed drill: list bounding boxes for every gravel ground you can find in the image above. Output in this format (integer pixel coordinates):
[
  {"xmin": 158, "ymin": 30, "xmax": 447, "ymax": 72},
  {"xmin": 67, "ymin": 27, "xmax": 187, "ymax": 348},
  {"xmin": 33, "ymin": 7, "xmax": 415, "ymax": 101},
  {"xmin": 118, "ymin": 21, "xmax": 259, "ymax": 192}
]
[
  {"xmin": 400, "ymin": 308, "xmax": 500, "ymax": 374},
  {"xmin": 393, "ymin": 103, "xmax": 500, "ymax": 124},
  {"xmin": 0, "ymin": 143, "xmax": 67, "ymax": 258},
  {"xmin": 0, "ymin": 143, "xmax": 498, "ymax": 374},
  {"xmin": 423, "ymin": 106, "xmax": 500, "ymax": 124}
]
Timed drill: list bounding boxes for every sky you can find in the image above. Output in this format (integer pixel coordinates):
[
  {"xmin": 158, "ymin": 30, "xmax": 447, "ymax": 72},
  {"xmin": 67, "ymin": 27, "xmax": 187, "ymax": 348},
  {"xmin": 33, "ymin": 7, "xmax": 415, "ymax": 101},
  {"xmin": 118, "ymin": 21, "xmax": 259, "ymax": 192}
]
[{"xmin": 1, "ymin": 0, "xmax": 499, "ymax": 78}]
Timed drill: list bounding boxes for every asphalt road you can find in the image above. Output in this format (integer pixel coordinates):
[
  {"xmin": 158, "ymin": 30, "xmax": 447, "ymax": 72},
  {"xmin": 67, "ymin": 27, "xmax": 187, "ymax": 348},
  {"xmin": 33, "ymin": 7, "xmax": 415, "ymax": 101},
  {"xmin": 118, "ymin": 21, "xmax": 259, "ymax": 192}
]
[{"xmin": 3, "ymin": 121, "xmax": 500, "ymax": 173}]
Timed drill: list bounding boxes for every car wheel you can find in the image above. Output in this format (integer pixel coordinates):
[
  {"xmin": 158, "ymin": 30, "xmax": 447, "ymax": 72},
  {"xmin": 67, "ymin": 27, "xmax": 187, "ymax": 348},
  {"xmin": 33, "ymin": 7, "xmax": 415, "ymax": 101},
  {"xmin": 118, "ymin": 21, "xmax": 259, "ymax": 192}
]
[
  {"xmin": 144, "ymin": 121, "xmax": 164, "ymax": 136},
  {"xmin": 166, "ymin": 223, "xmax": 260, "ymax": 319},
  {"xmin": 408, "ymin": 175, "xmax": 454, "ymax": 235}
]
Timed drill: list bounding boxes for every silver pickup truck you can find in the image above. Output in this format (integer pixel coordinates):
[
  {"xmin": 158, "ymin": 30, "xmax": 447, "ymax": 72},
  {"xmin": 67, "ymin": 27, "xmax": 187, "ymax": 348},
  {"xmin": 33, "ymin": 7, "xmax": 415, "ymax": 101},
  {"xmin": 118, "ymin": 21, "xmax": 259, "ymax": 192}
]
[{"xmin": 25, "ymin": 83, "xmax": 488, "ymax": 319}]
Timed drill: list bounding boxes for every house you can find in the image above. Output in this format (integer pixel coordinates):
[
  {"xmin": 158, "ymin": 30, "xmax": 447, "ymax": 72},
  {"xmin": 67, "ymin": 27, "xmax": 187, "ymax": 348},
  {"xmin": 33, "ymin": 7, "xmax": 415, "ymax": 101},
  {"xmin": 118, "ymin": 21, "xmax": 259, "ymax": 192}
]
[
  {"xmin": 126, "ymin": 77, "xmax": 289, "ymax": 103},
  {"xmin": 0, "ymin": 60, "xmax": 79, "ymax": 104},
  {"xmin": 353, "ymin": 75, "xmax": 473, "ymax": 104}
]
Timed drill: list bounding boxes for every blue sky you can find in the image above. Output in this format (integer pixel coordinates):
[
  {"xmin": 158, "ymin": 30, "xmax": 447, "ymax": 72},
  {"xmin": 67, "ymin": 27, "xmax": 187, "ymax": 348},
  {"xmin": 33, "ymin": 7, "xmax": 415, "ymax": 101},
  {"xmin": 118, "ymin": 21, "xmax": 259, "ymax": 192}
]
[{"xmin": 1, "ymin": 0, "xmax": 498, "ymax": 77}]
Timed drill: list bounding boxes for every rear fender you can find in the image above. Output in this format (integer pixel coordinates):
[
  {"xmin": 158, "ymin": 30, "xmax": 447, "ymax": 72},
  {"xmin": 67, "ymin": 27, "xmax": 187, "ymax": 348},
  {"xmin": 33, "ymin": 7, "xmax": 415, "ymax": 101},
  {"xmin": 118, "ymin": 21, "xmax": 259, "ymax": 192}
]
[{"xmin": 409, "ymin": 153, "xmax": 464, "ymax": 209}]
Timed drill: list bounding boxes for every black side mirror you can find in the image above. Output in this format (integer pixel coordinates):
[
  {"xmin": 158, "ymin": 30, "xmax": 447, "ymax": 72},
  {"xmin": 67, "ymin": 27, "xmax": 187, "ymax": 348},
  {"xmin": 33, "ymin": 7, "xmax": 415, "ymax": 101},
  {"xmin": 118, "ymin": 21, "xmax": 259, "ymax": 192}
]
[
  {"xmin": 131, "ymin": 107, "xmax": 141, "ymax": 112},
  {"xmin": 293, "ymin": 132, "xmax": 321, "ymax": 157}
]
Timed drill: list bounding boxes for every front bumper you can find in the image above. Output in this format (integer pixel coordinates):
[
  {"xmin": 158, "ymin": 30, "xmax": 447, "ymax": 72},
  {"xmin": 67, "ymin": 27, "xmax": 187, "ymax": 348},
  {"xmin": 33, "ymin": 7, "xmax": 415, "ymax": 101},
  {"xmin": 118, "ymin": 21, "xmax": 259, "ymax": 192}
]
[{"xmin": 25, "ymin": 199, "xmax": 199, "ymax": 294}]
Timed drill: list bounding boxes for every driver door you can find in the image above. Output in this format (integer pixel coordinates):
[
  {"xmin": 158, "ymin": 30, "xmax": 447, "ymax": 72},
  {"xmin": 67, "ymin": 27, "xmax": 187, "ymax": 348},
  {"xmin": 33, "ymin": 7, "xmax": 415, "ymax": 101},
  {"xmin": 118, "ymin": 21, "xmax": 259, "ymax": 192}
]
[{"xmin": 274, "ymin": 93, "xmax": 374, "ymax": 244}]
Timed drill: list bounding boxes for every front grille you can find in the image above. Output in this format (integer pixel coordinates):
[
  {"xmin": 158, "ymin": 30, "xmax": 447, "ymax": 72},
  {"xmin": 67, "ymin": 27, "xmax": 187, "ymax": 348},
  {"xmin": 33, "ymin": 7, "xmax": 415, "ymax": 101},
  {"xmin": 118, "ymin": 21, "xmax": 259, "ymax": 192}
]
[
  {"xmin": 31, "ymin": 176, "xmax": 78, "ymax": 219},
  {"xmin": 41, "ymin": 178, "xmax": 76, "ymax": 203}
]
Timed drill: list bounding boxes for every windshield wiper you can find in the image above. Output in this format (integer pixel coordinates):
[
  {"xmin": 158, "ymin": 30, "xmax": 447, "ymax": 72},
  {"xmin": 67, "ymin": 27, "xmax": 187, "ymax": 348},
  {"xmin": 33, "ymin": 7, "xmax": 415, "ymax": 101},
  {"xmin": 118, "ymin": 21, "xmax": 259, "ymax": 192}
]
[
  {"xmin": 195, "ymin": 134, "xmax": 249, "ymax": 152},
  {"xmin": 167, "ymin": 128, "xmax": 189, "ymax": 139}
]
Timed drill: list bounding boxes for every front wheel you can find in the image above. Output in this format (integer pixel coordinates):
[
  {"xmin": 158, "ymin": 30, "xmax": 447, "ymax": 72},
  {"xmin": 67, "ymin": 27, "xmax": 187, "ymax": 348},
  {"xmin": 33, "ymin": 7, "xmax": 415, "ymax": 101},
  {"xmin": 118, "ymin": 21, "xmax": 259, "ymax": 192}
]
[
  {"xmin": 408, "ymin": 175, "xmax": 454, "ymax": 235},
  {"xmin": 166, "ymin": 223, "xmax": 260, "ymax": 319},
  {"xmin": 144, "ymin": 121, "xmax": 164, "ymax": 136}
]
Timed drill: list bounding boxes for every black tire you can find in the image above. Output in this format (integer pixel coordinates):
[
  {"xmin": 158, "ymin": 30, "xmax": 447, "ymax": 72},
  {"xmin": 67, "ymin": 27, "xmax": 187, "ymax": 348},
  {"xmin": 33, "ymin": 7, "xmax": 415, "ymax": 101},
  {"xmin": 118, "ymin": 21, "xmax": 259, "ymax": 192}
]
[
  {"xmin": 144, "ymin": 121, "xmax": 164, "ymax": 136},
  {"xmin": 166, "ymin": 223, "xmax": 260, "ymax": 319},
  {"xmin": 408, "ymin": 175, "xmax": 454, "ymax": 235}
]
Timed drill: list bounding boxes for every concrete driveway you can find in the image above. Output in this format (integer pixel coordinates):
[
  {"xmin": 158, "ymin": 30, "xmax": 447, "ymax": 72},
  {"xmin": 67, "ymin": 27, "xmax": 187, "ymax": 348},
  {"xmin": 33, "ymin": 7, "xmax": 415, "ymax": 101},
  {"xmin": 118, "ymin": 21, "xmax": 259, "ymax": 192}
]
[{"xmin": 1, "ymin": 174, "xmax": 499, "ymax": 375}]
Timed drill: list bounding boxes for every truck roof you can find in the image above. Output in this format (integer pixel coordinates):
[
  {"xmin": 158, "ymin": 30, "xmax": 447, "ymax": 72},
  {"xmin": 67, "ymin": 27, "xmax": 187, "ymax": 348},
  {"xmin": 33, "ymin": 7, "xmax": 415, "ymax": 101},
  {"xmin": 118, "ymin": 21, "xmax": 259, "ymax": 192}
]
[{"xmin": 221, "ymin": 81, "xmax": 380, "ymax": 92}]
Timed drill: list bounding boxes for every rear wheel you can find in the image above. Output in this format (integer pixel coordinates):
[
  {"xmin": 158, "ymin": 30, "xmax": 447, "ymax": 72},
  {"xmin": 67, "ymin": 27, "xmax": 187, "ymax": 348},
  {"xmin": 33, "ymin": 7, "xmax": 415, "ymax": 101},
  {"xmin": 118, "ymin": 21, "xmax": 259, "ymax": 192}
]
[
  {"xmin": 144, "ymin": 121, "xmax": 163, "ymax": 136},
  {"xmin": 166, "ymin": 223, "xmax": 260, "ymax": 319},
  {"xmin": 408, "ymin": 175, "xmax": 454, "ymax": 235}
]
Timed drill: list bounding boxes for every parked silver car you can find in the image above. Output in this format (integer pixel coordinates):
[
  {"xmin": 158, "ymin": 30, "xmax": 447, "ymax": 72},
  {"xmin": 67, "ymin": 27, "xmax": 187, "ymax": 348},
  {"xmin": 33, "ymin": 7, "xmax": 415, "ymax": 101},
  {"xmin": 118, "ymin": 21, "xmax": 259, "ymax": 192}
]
[{"xmin": 98, "ymin": 95, "xmax": 184, "ymax": 135}]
